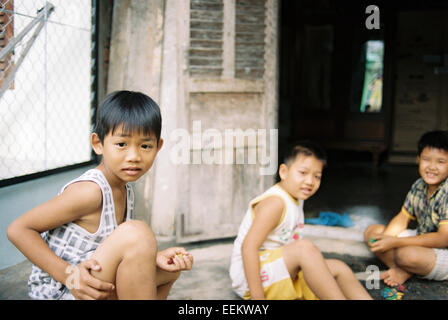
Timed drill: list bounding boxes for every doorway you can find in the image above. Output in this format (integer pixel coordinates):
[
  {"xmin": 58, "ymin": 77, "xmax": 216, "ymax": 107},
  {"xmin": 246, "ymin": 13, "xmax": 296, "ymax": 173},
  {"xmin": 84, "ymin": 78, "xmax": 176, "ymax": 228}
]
[
  {"xmin": 277, "ymin": 0, "xmax": 448, "ymax": 228},
  {"xmin": 278, "ymin": 0, "xmax": 391, "ymax": 166}
]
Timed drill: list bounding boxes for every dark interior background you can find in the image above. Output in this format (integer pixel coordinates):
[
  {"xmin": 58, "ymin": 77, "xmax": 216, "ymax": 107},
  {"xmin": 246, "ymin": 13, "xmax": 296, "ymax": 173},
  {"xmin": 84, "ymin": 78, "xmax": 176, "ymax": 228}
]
[{"xmin": 278, "ymin": 0, "xmax": 448, "ymax": 167}]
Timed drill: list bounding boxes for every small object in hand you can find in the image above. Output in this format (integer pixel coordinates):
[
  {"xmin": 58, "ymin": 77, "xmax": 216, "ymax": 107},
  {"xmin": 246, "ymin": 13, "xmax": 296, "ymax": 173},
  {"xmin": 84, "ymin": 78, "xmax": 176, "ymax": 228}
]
[
  {"xmin": 168, "ymin": 253, "xmax": 184, "ymax": 265},
  {"xmin": 397, "ymin": 284, "xmax": 406, "ymax": 292},
  {"xmin": 369, "ymin": 238, "xmax": 377, "ymax": 244}
]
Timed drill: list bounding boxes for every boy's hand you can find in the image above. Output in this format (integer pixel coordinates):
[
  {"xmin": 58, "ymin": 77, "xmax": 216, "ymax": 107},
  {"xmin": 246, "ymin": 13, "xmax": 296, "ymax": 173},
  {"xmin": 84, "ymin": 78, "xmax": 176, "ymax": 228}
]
[
  {"xmin": 157, "ymin": 247, "xmax": 193, "ymax": 272},
  {"xmin": 369, "ymin": 234, "xmax": 398, "ymax": 253},
  {"xmin": 67, "ymin": 259, "xmax": 115, "ymax": 300}
]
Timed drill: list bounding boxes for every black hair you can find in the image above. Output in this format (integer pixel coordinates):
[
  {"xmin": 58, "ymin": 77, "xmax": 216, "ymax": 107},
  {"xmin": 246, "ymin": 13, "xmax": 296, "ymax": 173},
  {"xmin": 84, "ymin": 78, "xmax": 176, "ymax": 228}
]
[
  {"xmin": 94, "ymin": 90, "xmax": 162, "ymax": 143},
  {"xmin": 283, "ymin": 140, "xmax": 327, "ymax": 167},
  {"xmin": 417, "ymin": 130, "xmax": 448, "ymax": 155}
]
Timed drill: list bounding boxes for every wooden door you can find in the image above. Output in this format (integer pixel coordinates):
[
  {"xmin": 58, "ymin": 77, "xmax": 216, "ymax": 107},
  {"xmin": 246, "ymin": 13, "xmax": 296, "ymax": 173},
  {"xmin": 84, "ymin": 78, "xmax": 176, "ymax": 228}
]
[{"xmin": 175, "ymin": 0, "xmax": 279, "ymax": 242}]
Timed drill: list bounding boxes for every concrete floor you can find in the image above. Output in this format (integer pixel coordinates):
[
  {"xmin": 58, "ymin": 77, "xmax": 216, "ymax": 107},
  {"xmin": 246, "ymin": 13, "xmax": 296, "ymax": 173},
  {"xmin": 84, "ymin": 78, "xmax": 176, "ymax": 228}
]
[{"xmin": 2, "ymin": 161, "xmax": 447, "ymax": 300}]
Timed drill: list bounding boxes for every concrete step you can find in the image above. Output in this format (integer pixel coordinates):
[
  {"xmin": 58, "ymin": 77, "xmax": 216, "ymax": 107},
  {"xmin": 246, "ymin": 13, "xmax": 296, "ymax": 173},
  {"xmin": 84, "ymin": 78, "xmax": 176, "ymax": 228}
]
[{"xmin": 302, "ymin": 224, "xmax": 374, "ymax": 258}]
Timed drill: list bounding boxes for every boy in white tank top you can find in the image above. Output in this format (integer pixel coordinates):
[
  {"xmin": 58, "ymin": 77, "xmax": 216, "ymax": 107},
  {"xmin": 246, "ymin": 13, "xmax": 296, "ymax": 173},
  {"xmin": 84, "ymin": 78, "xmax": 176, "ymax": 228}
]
[
  {"xmin": 7, "ymin": 91, "xmax": 193, "ymax": 300},
  {"xmin": 229, "ymin": 141, "xmax": 372, "ymax": 300}
]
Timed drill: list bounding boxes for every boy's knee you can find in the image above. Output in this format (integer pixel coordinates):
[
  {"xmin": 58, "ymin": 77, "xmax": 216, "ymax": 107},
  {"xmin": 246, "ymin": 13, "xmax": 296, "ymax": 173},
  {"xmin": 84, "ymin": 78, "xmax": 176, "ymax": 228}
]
[
  {"xmin": 293, "ymin": 238, "xmax": 320, "ymax": 257},
  {"xmin": 363, "ymin": 224, "xmax": 385, "ymax": 242},
  {"xmin": 117, "ymin": 220, "xmax": 157, "ymax": 254},
  {"xmin": 332, "ymin": 259, "xmax": 350, "ymax": 271},
  {"xmin": 327, "ymin": 259, "xmax": 351, "ymax": 276}
]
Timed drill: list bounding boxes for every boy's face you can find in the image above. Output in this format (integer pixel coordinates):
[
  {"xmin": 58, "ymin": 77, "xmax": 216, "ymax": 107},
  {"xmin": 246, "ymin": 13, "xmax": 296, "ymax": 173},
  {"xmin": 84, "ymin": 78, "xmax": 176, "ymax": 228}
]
[
  {"xmin": 418, "ymin": 146, "xmax": 448, "ymax": 189},
  {"xmin": 279, "ymin": 154, "xmax": 323, "ymax": 200},
  {"xmin": 92, "ymin": 124, "xmax": 163, "ymax": 184}
]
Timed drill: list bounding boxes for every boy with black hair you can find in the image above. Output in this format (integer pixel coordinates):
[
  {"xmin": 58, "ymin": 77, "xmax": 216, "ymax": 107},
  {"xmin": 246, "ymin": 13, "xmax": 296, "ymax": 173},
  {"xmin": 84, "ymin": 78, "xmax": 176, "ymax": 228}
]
[
  {"xmin": 230, "ymin": 141, "xmax": 372, "ymax": 300},
  {"xmin": 365, "ymin": 130, "xmax": 448, "ymax": 286},
  {"xmin": 7, "ymin": 90, "xmax": 193, "ymax": 300}
]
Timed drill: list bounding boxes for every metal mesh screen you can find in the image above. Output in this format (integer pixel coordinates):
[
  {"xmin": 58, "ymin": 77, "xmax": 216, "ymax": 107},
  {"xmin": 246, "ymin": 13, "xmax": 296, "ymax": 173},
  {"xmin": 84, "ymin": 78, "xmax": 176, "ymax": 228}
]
[{"xmin": 0, "ymin": 0, "xmax": 95, "ymax": 182}]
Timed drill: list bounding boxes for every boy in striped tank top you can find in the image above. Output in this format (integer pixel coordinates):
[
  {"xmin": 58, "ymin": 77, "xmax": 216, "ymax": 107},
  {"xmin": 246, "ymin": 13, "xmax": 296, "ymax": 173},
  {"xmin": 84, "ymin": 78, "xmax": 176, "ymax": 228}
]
[
  {"xmin": 230, "ymin": 141, "xmax": 371, "ymax": 300},
  {"xmin": 7, "ymin": 91, "xmax": 193, "ymax": 300}
]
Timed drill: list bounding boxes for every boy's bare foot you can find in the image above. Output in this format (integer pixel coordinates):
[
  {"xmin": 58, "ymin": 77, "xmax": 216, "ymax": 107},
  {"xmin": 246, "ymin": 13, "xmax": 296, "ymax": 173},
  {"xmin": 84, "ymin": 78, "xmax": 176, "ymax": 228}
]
[{"xmin": 381, "ymin": 267, "xmax": 412, "ymax": 287}]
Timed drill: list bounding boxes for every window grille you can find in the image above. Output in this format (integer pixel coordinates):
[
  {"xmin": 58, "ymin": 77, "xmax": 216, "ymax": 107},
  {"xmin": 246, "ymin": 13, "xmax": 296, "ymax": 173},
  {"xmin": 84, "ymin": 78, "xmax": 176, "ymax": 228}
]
[{"xmin": 0, "ymin": 0, "xmax": 96, "ymax": 186}]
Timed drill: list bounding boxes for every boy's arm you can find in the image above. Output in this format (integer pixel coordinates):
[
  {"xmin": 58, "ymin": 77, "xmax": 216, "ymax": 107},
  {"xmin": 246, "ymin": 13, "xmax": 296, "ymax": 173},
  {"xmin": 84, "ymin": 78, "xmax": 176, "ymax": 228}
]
[
  {"xmin": 393, "ymin": 224, "xmax": 448, "ymax": 248},
  {"xmin": 392, "ymin": 195, "xmax": 448, "ymax": 249},
  {"xmin": 369, "ymin": 209, "xmax": 410, "ymax": 253},
  {"xmin": 383, "ymin": 209, "xmax": 411, "ymax": 236},
  {"xmin": 371, "ymin": 209, "xmax": 448, "ymax": 252},
  {"xmin": 241, "ymin": 196, "xmax": 284, "ymax": 300},
  {"xmin": 7, "ymin": 181, "xmax": 114, "ymax": 297}
]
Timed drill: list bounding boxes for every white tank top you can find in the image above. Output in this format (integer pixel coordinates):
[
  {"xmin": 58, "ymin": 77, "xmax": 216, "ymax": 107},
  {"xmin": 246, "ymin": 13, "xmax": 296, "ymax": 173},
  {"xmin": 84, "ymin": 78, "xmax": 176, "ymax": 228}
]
[
  {"xmin": 28, "ymin": 169, "xmax": 134, "ymax": 300},
  {"xmin": 229, "ymin": 183, "xmax": 304, "ymax": 288}
]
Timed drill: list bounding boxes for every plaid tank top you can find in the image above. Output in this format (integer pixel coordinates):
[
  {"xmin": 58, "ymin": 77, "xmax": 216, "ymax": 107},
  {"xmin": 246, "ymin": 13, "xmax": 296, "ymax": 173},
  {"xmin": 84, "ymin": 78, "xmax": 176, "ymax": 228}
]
[{"xmin": 28, "ymin": 169, "xmax": 134, "ymax": 299}]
